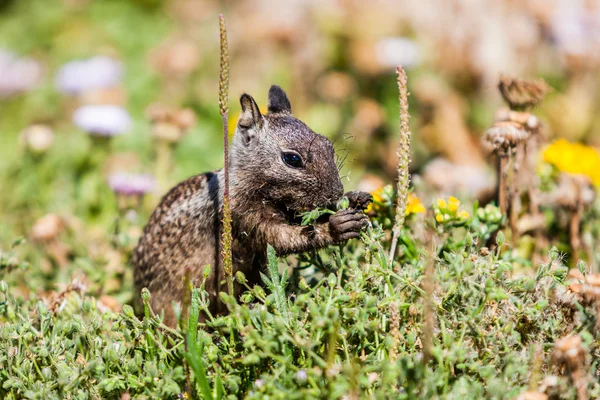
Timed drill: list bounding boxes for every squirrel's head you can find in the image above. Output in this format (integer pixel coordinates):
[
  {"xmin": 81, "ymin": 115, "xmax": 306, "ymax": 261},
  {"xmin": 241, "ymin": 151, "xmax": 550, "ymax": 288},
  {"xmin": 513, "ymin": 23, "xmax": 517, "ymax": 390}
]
[{"xmin": 230, "ymin": 85, "xmax": 344, "ymax": 213}]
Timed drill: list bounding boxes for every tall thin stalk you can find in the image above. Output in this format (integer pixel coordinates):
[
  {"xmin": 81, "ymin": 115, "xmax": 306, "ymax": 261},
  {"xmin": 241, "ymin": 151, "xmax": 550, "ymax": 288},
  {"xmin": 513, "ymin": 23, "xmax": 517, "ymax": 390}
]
[
  {"xmin": 219, "ymin": 14, "xmax": 234, "ymax": 297},
  {"xmin": 497, "ymin": 150, "xmax": 509, "ymax": 215},
  {"xmin": 422, "ymin": 234, "xmax": 436, "ymax": 365},
  {"xmin": 389, "ymin": 66, "xmax": 412, "ymax": 264}
]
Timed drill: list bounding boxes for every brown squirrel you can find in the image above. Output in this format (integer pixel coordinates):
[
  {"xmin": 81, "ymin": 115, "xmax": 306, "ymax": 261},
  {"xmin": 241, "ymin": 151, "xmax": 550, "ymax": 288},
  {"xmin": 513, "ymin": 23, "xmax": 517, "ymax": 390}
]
[{"xmin": 132, "ymin": 85, "xmax": 371, "ymax": 327}]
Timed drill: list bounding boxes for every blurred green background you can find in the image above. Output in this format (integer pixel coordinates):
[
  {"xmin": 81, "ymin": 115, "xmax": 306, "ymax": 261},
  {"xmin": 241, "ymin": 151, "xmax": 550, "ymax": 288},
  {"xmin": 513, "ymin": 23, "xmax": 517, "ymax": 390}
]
[{"xmin": 1, "ymin": 0, "xmax": 600, "ymax": 255}]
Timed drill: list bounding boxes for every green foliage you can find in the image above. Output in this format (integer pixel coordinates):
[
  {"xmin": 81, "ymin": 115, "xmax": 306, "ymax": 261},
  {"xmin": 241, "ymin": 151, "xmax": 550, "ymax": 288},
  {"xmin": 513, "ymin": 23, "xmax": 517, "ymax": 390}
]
[
  {"xmin": 2, "ymin": 205, "xmax": 600, "ymax": 399},
  {"xmin": 0, "ymin": 279, "xmax": 186, "ymax": 399},
  {"xmin": 1, "ymin": 2, "xmax": 600, "ymax": 399}
]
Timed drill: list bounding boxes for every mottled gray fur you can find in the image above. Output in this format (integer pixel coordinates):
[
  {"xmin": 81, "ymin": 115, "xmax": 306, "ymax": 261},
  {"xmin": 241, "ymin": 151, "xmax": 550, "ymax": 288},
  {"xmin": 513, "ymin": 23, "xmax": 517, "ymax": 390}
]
[{"xmin": 132, "ymin": 85, "xmax": 370, "ymax": 327}]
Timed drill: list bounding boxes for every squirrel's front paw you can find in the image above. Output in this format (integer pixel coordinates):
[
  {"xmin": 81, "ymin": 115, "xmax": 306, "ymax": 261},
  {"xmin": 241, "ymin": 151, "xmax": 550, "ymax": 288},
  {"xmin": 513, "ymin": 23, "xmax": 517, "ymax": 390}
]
[
  {"xmin": 344, "ymin": 191, "xmax": 373, "ymax": 210},
  {"xmin": 329, "ymin": 209, "xmax": 369, "ymax": 242}
]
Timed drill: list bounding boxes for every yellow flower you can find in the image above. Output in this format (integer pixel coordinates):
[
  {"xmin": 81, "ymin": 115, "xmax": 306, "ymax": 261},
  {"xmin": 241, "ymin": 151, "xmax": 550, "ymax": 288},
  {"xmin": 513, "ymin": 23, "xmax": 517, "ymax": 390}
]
[
  {"xmin": 436, "ymin": 199, "xmax": 447, "ymax": 209},
  {"xmin": 543, "ymin": 139, "xmax": 600, "ymax": 185},
  {"xmin": 435, "ymin": 213, "xmax": 444, "ymax": 223},
  {"xmin": 448, "ymin": 196, "xmax": 460, "ymax": 212},
  {"xmin": 405, "ymin": 193, "xmax": 426, "ymax": 216},
  {"xmin": 365, "ymin": 187, "xmax": 384, "ymax": 213},
  {"xmin": 372, "ymin": 187, "xmax": 384, "ymax": 204},
  {"xmin": 457, "ymin": 210, "xmax": 470, "ymax": 220}
]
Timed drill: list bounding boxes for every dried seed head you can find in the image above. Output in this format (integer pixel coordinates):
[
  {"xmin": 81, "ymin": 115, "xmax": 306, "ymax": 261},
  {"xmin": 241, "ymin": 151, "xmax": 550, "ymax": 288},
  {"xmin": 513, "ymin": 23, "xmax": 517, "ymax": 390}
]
[
  {"xmin": 580, "ymin": 273, "xmax": 600, "ymax": 304},
  {"xmin": 567, "ymin": 268, "xmax": 585, "ymax": 281},
  {"xmin": 31, "ymin": 214, "xmax": 64, "ymax": 242},
  {"xmin": 552, "ymin": 334, "xmax": 586, "ymax": 371},
  {"xmin": 146, "ymin": 103, "xmax": 196, "ymax": 129},
  {"xmin": 516, "ymin": 213, "xmax": 546, "ymax": 235},
  {"xmin": 498, "ymin": 75, "xmax": 550, "ymax": 111},
  {"xmin": 585, "ymin": 273, "xmax": 600, "ymax": 287},
  {"xmin": 515, "ymin": 392, "xmax": 548, "ymax": 400},
  {"xmin": 483, "ymin": 121, "xmax": 528, "ymax": 152},
  {"xmin": 554, "ymin": 334, "xmax": 582, "ymax": 353},
  {"xmin": 422, "ymin": 158, "xmax": 494, "ymax": 200},
  {"xmin": 568, "ymin": 283, "xmax": 583, "ymax": 294},
  {"xmin": 544, "ymin": 173, "xmax": 595, "ymax": 209},
  {"xmin": 20, "ymin": 124, "xmax": 55, "ymax": 154},
  {"xmin": 218, "ymin": 14, "xmax": 229, "ymax": 116},
  {"xmin": 494, "ymin": 108, "xmax": 540, "ymax": 131}
]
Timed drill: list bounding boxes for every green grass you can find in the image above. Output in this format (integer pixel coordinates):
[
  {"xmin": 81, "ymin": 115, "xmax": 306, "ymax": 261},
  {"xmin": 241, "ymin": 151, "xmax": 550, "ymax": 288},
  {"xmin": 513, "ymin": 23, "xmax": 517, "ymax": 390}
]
[{"xmin": 1, "ymin": 1, "xmax": 600, "ymax": 399}]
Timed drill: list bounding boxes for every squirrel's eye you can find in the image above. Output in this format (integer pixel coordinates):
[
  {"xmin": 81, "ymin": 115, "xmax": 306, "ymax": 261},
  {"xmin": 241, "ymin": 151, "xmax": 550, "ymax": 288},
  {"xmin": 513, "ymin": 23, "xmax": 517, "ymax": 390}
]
[{"xmin": 282, "ymin": 152, "xmax": 304, "ymax": 168}]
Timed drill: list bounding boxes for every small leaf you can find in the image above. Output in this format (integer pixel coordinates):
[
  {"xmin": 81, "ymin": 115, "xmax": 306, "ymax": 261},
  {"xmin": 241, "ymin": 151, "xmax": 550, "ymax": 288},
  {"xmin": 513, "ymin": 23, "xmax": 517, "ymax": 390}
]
[{"xmin": 496, "ymin": 231, "xmax": 505, "ymax": 247}]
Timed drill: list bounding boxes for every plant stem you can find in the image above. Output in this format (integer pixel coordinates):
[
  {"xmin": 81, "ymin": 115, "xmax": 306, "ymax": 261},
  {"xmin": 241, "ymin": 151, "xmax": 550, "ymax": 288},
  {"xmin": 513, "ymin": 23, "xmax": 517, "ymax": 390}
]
[
  {"xmin": 422, "ymin": 238, "xmax": 436, "ymax": 365},
  {"xmin": 497, "ymin": 151, "xmax": 509, "ymax": 215},
  {"xmin": 570, "ymin": 204, "xmax": 583, "ymax": 266},
  {"xmin": 219, "ymin": 14, "xmax": 234, "ymax": 298},
  {"xmin": 389, "ymin": 66, "xmax": 412, "ymax": 264}
]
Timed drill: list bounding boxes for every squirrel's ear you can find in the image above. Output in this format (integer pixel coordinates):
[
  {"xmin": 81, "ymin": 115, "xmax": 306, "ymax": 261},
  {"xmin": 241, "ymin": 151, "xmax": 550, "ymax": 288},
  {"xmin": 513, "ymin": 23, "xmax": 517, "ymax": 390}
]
[
  {"xmin": 267, "ymin": 85, "xmax": 292, "ymax": 114},
  {"xmin": 238, "ymin": 93, "xmax": 264, "ymax": 145}
]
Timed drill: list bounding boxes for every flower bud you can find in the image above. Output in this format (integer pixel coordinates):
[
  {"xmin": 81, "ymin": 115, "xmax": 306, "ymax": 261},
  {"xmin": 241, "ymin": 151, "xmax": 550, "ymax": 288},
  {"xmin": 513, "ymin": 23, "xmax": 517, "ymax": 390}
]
[
  {"xmin": 235, "ymin": 271, "xmax": 246, "ymax": 284},
  {"xmin": 20, "ymin": 124, "xmax": 54, "ymax": 155}
]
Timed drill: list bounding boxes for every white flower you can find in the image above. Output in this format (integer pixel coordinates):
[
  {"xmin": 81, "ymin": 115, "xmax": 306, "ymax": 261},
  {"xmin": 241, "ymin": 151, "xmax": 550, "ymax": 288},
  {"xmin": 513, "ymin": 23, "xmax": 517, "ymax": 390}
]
[
  {"xmin": 56, "ymin": 56, "xmax": 122, "ymax": 95},
  {"xmin": 73, "ymin": 105, "xmax": 132, "ymax": 136},
  {"xmin": 20, "ymin": 125, "xmax": 55, "ymax": 154},
  {"xmin": 0, "ymin": 49, "xmax": 42, "ymax": 97},
  {"xmin": 374, "ymin": 37, "xmax": 421, "ymax": 69}
]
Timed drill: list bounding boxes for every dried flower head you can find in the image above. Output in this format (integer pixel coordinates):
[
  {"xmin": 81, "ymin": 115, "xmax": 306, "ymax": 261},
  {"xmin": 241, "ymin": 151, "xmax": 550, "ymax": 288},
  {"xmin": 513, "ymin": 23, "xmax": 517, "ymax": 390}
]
[
  {"xmin": 422, "ymin": 158, "xmax": 494, "ymax": 200},
  {"xmin": 56, "ymin": 56, "xmax": 122, "ymax": 95},
  {"xmin": 544, "ymin": 173, "xmax": 595, "ymax": 210},
  {"xmin": 20, "ymin": 124, "xmax": 55, "ymax": 155},
  {"xmin": 571, "ymin": 273, "xmax": 600, "ymax": 304},
  {"xmin": 73, "ymin": 105, "xmax": 132, "ymax": 137},
  {"xmin": 316, "ymin": 72, "xmax": 356, "ymax": 103},
  {"xmin": 515, "ymin": 392, "xmax": 548, "ymax": 400},
  {"xmin": 149, "ymin": 38, "xmax": 199, "ymax": 78},
  {"xmin": 552, "ymin": 337, "xmax": 589, "ymax": 399},
  {"xmin": 30, "ymin": 214, "xmax": 64, "ymax": 242},
  {"xmin": 498, "ymin": 75, "xmax": 550, "ymax": 111},
  {"xmin": 551, "ymin": 333, "xmax": 589, "ymax": 400},
  {"xmin": 146, "ymin": 103, "xmax": 196, "ymax": 143},
  {"xmin": 483, "ymin": 121, "xmax": 529, "ymax": 152},
  {"xmin": 494, "ymin": 108, "xmax": 540, "ymax": 131},
  {"xmin": 553, "ymin": 335, "xmax": 585, "ymax": 366}
]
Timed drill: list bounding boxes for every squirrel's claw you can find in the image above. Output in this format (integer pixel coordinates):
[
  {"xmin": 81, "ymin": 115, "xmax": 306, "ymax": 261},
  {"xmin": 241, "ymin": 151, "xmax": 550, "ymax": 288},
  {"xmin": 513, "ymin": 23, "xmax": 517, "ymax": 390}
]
[
  {"xmin": 329, "ymin": 209, "xmax": 369, "ymax": 242},
  {"xmin": 344, "ymin": 191, "xmax": 373, "ymax": 210}
]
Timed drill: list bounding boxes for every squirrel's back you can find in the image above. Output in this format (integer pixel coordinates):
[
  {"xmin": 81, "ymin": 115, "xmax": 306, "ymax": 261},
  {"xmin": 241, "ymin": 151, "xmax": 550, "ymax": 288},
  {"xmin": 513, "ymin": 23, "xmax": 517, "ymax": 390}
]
[{"xmin": 132, "ymin": 171, "xmax": 222, "ymax": 324}]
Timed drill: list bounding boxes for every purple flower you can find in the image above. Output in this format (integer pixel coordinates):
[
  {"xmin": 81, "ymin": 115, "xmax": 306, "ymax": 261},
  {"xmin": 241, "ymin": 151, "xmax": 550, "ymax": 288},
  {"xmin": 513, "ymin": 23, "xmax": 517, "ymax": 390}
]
[
  {"xmin": 374, "ymin": 37, "xmax": 421, "ymax": 69},
  {"xmin": 551, "ymin": 0, "xmax": 600, "ymax": 57},
  {"xmin": 296, "ymin": 370, "xmax": 307, "ymax": 382},
  {"xmin": 56, "ymin": 56, "xmax": 122, "ymax": 95},
  {"xmin": 0, "ymin": 49, "xmax": 42, "ymax": 98},
  {"xmin": 73, "ymin": 105, "xmax": 132, "ymax": 136},
  {"xmin": 108, "ymin": 173, "xmax": 156, "ymax": 196}
]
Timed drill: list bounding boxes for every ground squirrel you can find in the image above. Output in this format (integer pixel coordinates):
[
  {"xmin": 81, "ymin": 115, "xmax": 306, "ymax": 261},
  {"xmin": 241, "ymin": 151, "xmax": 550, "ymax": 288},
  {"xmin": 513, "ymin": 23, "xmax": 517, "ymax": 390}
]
[{"xmin": 132, "ymin": 85, "xmax": 371, "ymax": 327}]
